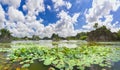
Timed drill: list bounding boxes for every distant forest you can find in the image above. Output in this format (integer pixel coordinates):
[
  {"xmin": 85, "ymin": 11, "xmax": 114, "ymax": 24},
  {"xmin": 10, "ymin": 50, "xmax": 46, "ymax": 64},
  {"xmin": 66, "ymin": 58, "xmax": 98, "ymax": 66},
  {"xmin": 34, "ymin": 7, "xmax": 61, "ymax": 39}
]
[{"xmin": 0, "ymin": 23, "xmax": 120, "ymax": 42}]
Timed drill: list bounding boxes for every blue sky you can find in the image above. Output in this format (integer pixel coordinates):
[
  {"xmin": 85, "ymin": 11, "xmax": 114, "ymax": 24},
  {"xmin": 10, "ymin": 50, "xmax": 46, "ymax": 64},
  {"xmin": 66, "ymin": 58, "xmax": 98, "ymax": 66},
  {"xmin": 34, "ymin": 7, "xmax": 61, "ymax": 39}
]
[{"xmin": 0, "ymin": 0, "xmax": 120, "ymax": 38}]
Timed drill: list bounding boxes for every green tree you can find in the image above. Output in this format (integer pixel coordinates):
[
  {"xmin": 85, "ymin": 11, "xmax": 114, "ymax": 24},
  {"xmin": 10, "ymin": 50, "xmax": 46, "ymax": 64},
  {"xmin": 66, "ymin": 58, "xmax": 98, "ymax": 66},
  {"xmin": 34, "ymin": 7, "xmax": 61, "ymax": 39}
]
[
  {"xmin": 32, "ymin": 35, "xmax": 40, "ymax": 40},
  {"xmin": 93, "ymin": 23, "xmax": 98, "ymax": 29},
  {"xmin": 0, "ymin": 29, "xmax": 11, "ymax": 39},
  {"xmin": 87, "ymin": 25, "xmax": 115, "ymax": 41},
  {"xmin": 23, "ymin": 36, "xmax": 28, "ymax": 40},
  {"xmin": 117, "ymin": 30, "xmax": 120, "ymax": 40},
  {"xmin": 51, "ymin": 33, "xmax": 60, "ymax": 41},
  {"xmin": 0, "ymin": 28, "xmax": 12, "ymax": 42},
  {"xmin": 76, "ymin": 32, "xmax": 87, "ymax": 40}
]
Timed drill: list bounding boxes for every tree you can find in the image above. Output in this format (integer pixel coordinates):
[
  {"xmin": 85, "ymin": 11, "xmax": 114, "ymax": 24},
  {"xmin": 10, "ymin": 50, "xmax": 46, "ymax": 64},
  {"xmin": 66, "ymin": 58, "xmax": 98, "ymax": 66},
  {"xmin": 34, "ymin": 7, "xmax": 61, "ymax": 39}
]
[
  {"xmin": 76, "ymin": 32, "xmax": 87, "ymax": 40},
  {"xmin": 117, "ymin": 30, "xmax": 120, "ymax": 40},
  {"xmin": 0, "ymin": 28, "xmax": 12, "ymax": 42},
  {"xmin": 93, "ymin": 23, "xmax": 98, "ymax": 29},
  {"xmin": 87, "ymin": 25, "xmax": 115, "ymax": 41},
  {"xmin": 23, "ymin": 36, "xmax": 28, "ymax": 40},
  {"xmin": 32, "ymin": 35, "xmax": 40, "ymax": 40},
  {"xmin": 0, "ymin": 29, "xmax": 11, "ymax": 39},
  {"xmin": 51, "ymin": 33, "xmax": 60, "ymax": 41}
]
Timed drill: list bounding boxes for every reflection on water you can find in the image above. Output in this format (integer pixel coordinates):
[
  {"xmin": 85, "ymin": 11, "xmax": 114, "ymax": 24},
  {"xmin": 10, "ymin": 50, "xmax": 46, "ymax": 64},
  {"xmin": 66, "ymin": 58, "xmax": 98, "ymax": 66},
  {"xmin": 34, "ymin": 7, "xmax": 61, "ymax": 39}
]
[
  {"xmin": 112, "ymin": 61, "xmax": 120, "ymax": 70},
  {"xmin": 11, "ymin": 40, "xmax": 87, "ymax": 48},
  {"xmin": 0, "ymin": 40, "xmax": 120, "ymax": 70},
  {"xmin": 0, "ymin": 43, "xmax": 11, "ymax": 48}
]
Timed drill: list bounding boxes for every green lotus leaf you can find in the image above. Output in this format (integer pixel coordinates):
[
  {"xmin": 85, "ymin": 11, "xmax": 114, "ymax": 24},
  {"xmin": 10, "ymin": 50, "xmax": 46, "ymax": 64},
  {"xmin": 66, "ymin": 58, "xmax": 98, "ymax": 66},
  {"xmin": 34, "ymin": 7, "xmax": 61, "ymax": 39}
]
[
  {"xmin": 44, "ymin": 58, "xmax": 52, "ymax": 65},
  {"xmin": 22, "ymin": 64, "xmax": 30, "ymax": 68}
]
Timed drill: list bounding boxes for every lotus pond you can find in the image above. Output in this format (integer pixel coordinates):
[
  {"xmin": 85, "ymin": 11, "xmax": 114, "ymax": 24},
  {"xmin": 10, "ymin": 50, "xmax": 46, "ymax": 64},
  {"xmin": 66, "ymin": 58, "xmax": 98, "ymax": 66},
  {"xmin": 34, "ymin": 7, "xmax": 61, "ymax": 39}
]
[{"xmin": 0, "ymin": 40, "xmax": 120, "ymax": 70}]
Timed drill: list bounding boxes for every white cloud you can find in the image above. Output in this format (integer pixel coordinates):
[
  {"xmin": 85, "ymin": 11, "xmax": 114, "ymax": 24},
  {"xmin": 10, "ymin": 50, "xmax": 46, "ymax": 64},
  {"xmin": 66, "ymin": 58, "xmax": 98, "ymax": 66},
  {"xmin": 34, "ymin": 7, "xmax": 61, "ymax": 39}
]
[
  {"xmin": 42, "ymin": 25, "xmax": 55, "ymax": 38},
  {"xmin": 0, "ymin": 5, "xmax": 5, "ymax": 29},
  {"xmin": 6, "ymin": 20, "xmax": 45, "ymax": 38},
  {"xmin": 25, "ymin": 15, "xmax": 36, "ymax": 22},
  {"xmin": 0, "ymin": 0, "xmax": 80, "ymax": 38},
  {"xmin": 5, "ymin": 9, "xmax": 80, "ymax": 38},
  {"xmin": 4, "ymin": 6, "xmax": 45, "ymax": 38},
  {"xmin": 25, "ymin": 0, "xmax": 45, "ymax": 15},
  {"xmin": 2, "ymin": 0, "xmax": 45, "ymax": 38},
  {"xmin": 8, "ymin": 7, "xmax": 25, "ymax": 22},
  {"xmin": 54, "ymin": 10, "xmax": 80, "ymax": 37},
  {"xmin": 2, "ymin": 0, "xmax": 119, "ymax": 38},
  {"xmin": 52, "ymin": 0, "xmax": 65, "ymax": 9},
  {"xmin": 5, "ymin": 21, "xmax": 29, "ymax": 37},
  {"xmin": 65, "ymin": 2, "xmax": 72, "ymax": 9},
  {"xmin": 47, "ymin": 5, "xmax": 51, "ymax": 10},
  {"xmin": 22, "ymin": 5, "xmax": 27, "ymax": 11},
  {"xmin": 52, "ymin": 0, "xmax": 72, "ymax": 11},
  {"xmin": 83, "ymin": 0, "xmax": 120, "ymax": 32},
  {"xmin": 110, "ymin": 22, "xmax": 120, "ymax": 32},
  {"xmin": 72, "ymin": 13, "xmax": 81, "ymax": 23},
  {"xmin": 1, "ymin": 0, "xmax": 119, "ymax": 38},
  {"xmin": 0, "ymin": 0, "xmax": 21, "ymax": 8},
  {"xmin": 0, "ymin": 5, "xmax": 5, "ymax": 23},
  {"xmin": 25, "ymin": 21, "xmax": 44, "ymax": 36}
]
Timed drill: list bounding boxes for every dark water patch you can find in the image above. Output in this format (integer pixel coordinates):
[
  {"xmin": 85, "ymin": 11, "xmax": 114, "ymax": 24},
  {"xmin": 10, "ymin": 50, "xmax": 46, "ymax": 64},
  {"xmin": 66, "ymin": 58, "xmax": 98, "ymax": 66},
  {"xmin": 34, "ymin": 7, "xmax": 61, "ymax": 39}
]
[
  {"xmin": 29, "ymin": 61, "xmax": 50, "ymax": 70},
  {"xmin": 111, "ymin": 61, "xmax": 120, "ymax": 70},
  {"xmin": 85, "ymin": 64, "xmax": 111, "ymax": 70}
]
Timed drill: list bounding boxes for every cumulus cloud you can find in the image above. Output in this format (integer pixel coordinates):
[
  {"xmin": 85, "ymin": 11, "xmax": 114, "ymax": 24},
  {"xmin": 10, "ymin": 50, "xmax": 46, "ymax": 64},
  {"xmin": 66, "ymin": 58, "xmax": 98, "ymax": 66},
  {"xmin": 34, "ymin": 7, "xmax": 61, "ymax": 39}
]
[
  {"xmin": 52, "ymin": 0, "xmax": 72, "ymax": 11},
  {"xmin": 8, "ymin": 7, "xmax": 25, "ymax": 22},
  {"xmin": 0, "ymin": 0, "xmax": 47, "ymax": 38},
  {"xmin": 0, "ymin": 0, "xmax": 78, "ymax": 38},
  {"xmin": 26, "ymin": 10, "xmax": 80, "ymax": 38},
  {"xmin": 0, "ymin": 0, "xmax": 21, "ymax": 8},
  {"xmin": 0, "ymin": 5, "xmax": 5, "ymax": 23},
  {"xmin": 5, "ymin": 21, "xmax": 29, "ymax": 37},
  {"xmin": 53, "ymin": 10, "xmax": 80, "ymax": 37},
  {"xmin": 25, "ymin": 21, "xmax": 44, "ymax": 36},
  {"xmin": 25, "ymin": 0, "xmax": 45, "ymax": 15},
  {"xmin": 0, "ymin": 5, "xmax": 5, "ymax": 29},
  {"xmin": 6, "ymin": 20, "xmax": 45, "ymax": 38},
  {"xmin": 42, "ymin": 25, "xmax": 55, "ymax": 38},
  {"xmin": 83, "ymin": 0, "xmax": 120, "ymax": 32},
  {"xmin": 2, "ymin": 3, "xmax": 80, "ymax": 38}
]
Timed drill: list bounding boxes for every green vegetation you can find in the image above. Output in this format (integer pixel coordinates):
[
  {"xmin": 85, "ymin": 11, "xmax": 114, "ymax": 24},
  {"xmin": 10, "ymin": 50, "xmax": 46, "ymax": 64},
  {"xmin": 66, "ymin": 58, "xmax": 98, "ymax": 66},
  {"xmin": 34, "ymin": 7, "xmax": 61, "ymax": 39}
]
[
  {"xmin": 117, "ymin": 30, "xmax": 120, "ymax": 40},
  {"xmin": 87, "ymin": 26, "xmax": 116, "ymax": 41},
  {"xmin": 87, "ymin": 22, "xmax": 120, "ymax": 41},
  {"xmin": 0, "ymin": 29, "xmax": 11, "ymax": 38},
  {"xmin": 5, "ymin": 45, "xmax": 120, "ymax": 70},
  {"xmin": 0, "ymin": 29, "xmax": 12, "ymax": 42},
  {"xmin": 51, "ymin": 33, "xmax": 61, "ymax": 41}
]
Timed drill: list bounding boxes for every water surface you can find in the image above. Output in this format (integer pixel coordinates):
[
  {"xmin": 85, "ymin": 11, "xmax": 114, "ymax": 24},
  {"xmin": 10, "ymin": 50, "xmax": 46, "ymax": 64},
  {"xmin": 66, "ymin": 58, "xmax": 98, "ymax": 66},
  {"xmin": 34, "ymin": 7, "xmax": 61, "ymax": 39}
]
[{"xmin": 0, "ymin": 40, "xmax": 120, "ymax": 70}]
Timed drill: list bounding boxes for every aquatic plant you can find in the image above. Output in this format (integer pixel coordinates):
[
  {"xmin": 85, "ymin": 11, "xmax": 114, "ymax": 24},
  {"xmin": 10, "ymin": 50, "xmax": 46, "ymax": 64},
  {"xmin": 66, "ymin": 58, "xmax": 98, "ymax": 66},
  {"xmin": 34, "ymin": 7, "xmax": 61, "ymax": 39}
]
[{"xmin": 7, "ymin": 45, "xmax": 120, "ymax": 70}]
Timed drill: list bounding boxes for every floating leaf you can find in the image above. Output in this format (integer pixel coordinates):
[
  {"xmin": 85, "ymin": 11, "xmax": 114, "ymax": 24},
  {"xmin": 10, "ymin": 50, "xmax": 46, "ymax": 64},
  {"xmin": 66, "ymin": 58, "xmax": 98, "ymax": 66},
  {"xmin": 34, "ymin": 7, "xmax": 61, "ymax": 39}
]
[
  {"xmin": 44, "ymin": 58, "xmax": 52, "ymax": 65},
  {"xmin": 22, "ymin": 64, "xmax": 30, "ymax": 68}
]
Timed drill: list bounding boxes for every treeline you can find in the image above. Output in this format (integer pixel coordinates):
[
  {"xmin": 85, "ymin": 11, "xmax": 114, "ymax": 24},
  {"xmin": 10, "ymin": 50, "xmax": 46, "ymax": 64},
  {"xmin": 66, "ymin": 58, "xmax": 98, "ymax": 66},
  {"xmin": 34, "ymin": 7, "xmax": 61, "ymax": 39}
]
[
  {"xmin": 0, "ymin": 28, "xmax": 88, "ymax": 42},
  {"xmin": 42, "ymin": 32, "xmax": 88, "ymax": 41},
  {"xmin": 87, "ymin": 26, "xmax": 120, "ymax": 41},
  {"xmin": 0, "ymin": 24, "xmax": 120, "ymax": 42},
  {"xmin": 42, "ymin": 24, "xmax": 120, "ymax": 41},
  {"xmin": 43, "ymin": 25, "xmax": 120, "ymax": 42}
]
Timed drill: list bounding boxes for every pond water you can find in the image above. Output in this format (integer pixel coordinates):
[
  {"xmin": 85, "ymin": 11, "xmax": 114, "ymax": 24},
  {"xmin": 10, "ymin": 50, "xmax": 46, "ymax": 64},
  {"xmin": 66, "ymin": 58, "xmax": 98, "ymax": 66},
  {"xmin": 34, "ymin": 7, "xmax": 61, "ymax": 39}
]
[
  {"xmin": 0, "ymin": 40, "xmax": 120, "ymax": 70},
  {"xmin": 11, "ymin": 40, "xmax": 87, "ymax": 48}
]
